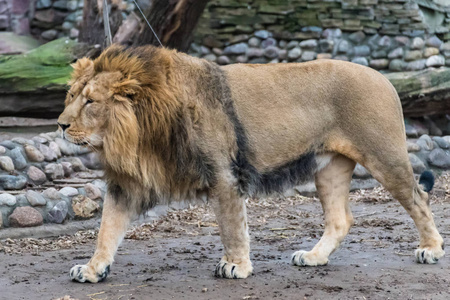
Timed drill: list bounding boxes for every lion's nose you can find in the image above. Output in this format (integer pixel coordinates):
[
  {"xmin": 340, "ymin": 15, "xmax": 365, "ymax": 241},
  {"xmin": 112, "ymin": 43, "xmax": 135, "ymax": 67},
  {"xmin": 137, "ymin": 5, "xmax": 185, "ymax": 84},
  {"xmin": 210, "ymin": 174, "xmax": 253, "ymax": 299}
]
[{"xmin": 57, "ymin": 122, "xmax": 71, "ymax": 131}]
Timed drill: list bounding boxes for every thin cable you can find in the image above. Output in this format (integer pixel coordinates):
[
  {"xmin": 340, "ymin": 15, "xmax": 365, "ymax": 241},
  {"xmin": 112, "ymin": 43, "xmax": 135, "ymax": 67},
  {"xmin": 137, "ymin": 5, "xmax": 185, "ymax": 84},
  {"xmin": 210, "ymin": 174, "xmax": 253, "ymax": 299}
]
[{"xmin": 132, "ymin": 0, "xmax": 163, "ymax": 47}]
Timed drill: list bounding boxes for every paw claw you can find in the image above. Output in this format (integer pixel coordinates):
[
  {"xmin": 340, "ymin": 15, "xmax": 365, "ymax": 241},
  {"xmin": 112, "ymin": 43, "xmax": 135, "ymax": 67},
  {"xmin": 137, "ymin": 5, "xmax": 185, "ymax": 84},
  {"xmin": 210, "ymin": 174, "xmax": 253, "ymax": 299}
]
[
  {"xmin": 70, "ymin": 264, "xmax": 111, "ymax": 283},
  {"xmin": 292, "ymin": 250, "xmax": 328, "ymax": 267},
  {"xmin": 214, "ymin": 259, "xmax": 252, "ymax": 279},
  {"xmin": 415, "ymin": 248, "xmax": 444, "ymax": 264}
]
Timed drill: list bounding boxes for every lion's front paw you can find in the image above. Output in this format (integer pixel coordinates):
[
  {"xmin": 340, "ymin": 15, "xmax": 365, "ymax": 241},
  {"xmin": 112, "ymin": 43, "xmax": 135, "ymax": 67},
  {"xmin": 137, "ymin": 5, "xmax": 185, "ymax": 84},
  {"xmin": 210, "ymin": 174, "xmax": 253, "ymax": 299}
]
[
  {"xmin": 214, "ymin": 257, "xmax": 253, "ymax": 279},
  {"xmin": 415, "ymin": 247, "xmax": 445, "ymax": 264},
  {"xmin": 70, "ymin": 264, "xmax": 110, "ymax": 283},
  {"xmin": 291, "ymin": 250, "xmax": 328, "ymax": 267}
]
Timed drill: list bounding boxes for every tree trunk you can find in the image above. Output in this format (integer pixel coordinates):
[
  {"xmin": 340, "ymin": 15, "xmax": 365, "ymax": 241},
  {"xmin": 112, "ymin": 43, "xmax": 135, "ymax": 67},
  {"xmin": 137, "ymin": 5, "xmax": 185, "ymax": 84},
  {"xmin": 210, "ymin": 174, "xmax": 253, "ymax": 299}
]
[
  {"xmin": 79, "ymin": 0, "xmax": 123, "ymax": 48},
  {"xmin": 133, "ymin": 0, "xmax": 210, "ymax": 52}
]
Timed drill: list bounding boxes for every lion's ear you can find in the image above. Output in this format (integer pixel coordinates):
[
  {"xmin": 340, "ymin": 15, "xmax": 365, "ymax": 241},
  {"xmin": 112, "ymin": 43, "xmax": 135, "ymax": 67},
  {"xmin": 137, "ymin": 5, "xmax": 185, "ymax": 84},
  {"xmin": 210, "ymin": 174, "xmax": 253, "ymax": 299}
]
[
  {"xmin": 110, "ymin": 78, "xmax": 142, "ymax": 102},
  {"xmin": 69, "ymin": 57, "xmax": 94, "ymax": 85}
]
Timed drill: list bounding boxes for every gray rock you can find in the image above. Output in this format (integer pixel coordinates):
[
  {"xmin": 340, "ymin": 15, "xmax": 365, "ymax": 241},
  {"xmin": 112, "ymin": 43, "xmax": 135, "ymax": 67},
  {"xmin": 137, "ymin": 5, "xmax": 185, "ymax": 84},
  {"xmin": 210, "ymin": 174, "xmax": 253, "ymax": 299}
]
[
  {"xmin": 287, "ymin": 41, "xmax": 299, "ymax": 49},
  {"xmin": 426, "ymin": 55, "xmax": 445, "ymax": 68},
  {"xmin": 348, "ymin": 31, "xmax": 366, "ymax": 43},
  {"xmin": 254, "ymin": 30, "xmax": 272, "ymax": 39},
  {"xmin": 60, "ymin": 187, "xmax": 78, "ymax": 197},
  {"xmin": 377, "ymin": 35, "xmax": 391, "ymax": 48},
  {"xmin": 301, "ymin": 51, "xmax": 316, "ymax": 61},
  {"xmin": 338, "ymin": 40, "xmax": 350, "ymax": 53},
  {"xmin": 0, "ymin": 141, "xmax": 18, "ymax": 150},
  {"xmin": 405, "ymin": 124, "xmax": 418, "ymax": 137},
  {"xmin": 405, "ymin": 50, "xmax": 423, "ymax": 61},
  {"xmin": 203, "ymin": 54, "xmax": 217, "ymax": 62},
  {"xmin": 440, "ymin": 42, "xmax": 450, "ymax": 52},
  {"xmin": 0, "ymin": 175, "xmax": 27, "ymax": 190},
  {"xmin": 279, "ymin": 40, "xmax": 287, "ymax": 48},
  {"xmin": 353, "ymin": 164, "xmax": 370, "ymax": 178},
  {"xmin": 322, "ymin": 28, "xmax": 342, "ymax": 39},
  {"xmin": 426, "ymin": 36, "xmax": 443, "ymax": 48},
  {"xmin": 61, "ymin": 157, "xmax": 86, "ymax": 172},
  {"xmin": 411, "ymin": 37, "xmax": 424, "ymax": 50},
  {"xmin": 36, "ymin": 0, "xmax": 52, "ymax": 9},
  {"xmin": 236, "ymin": 55, "xmax": 247, "ymax": 63},
  {"xmin": 407, "ymin": 141, "xmax": 421, "ymax": 152},
  {"xmin": 369, "ymin": 59, "xmax": 389, "ymax": 70},
  {"xmin": 216, "ymin": 56, "xmax": 230, "ymax": 65},
  {"xmin": 9, "ymin": 207, "xmax": 43, "ymax": 227},
  {"xmin": 351, "ymin": 57, "xmax": 369, "ymax": 66},
  {"xmin": 9, "ymin": 148, "xmax": 27, "ymax": 170},
  {"xmin": 247, "ymin": 48, "xmax": 264, "ymax": 58},
  {"xmin": 55, "ymin": 138, "xmax": 77, "ymax": 156},
  {"xmin": 32, "ymin": 136, "xmax": 48, "ymax": 144},
  {"xmin": 353, "ymin": 45, "xmax": 370, "ymax": 57},
  {"xmin": 60, "ymin": 162, "xmax": 73, "ymax": 177},
  {"xmin": 248, "ymin": 37, "xmax": 261, "ymax": 47},
  {"xmin": 388, "ymin": 47, "xmax": 403, "ymax": 59},
  {"xmin": 395, "ymin": 36, "xmax": 410, "ymax": 46},
  {"xmin": 42, "ymin": 188, "xmax": 62, "ymax": 200},
  {"xmin": 92, "ymin": 179, "xmax": 107, "ymax": 195},
  {"xmin": 11, "ymin": 137, "xmax": 34, "ymax": 146},
  {"xmin": 288, "ymin": 47, "xmax": 302, "ymax": 60},
  {"xmin": 334, "ymin": 55, "xmax": 349, "ymax": 61},
  {"xmin": 38, "ymin": 143, "xmax": 57, "ymax": 161},
  {"xmin": 85, "ymin": 183, "xmax": 102, "ymax": 200},
  {"xmin": 224, "ymin": 43, "xmax": 248, "ymax": 55},
  {"xmin": 261, "ymin": 38, "xmax": 277, "ymax": 49},
  {"xmin": 47, "ymin": 201, "xmax": 68, "ymax": 224},
  {"xmin": 24, "ymin": 145, "xmax": 44, "ymax": 162},
  {"xmin": 26, "ymin": 190, "xmax": 47, "ymax": 206},
  {"xmin": 248, "ymin": 57, "xmax": 268, "ymax": 64},
  {"xmin": 432, "ymin": 137, "xmax": 449, "ymax": 149},
  {"xmin": 0, "ymin": 146, "xmax": 5, "ymax": 154},
  {"xmin": 428, "ymin": 148, "xmax": 450, "ymax": 169},
  {"xmin": 423, "ymin": 47, "xmax": 440, "ymax": 58},
  {"xmin": 0, "ymin": 156, "xmax": 14, "ymax": 172},
  {"xmin": 44, "ymin": 163, "xmax": 64, "ymax": 180},
  {"xmin": 405, "ymin": 59, "xmax": 426, "ymax": 71},
  {"xmin": 299, "ymin": 39, "xmax": 317, "ymax": 49},
  {"xmin": 0, "ymin": 193, "xmax": 16, "ymax": 206},
  {"xmin": 264, "ymin": 46, "xmax": 279, "ymax": 59},
  {"xmin": 16, "ymin": 194, "xmax": 29, "ymax": 207},
  {"xmin": 278, "ymin": 49, "xmax": 287, "ymax": 60},
  {"xmin": 27, "ymin": 166, "xmax": 47, "ymax": 185},
  {"xmin": 49, "ymin": 141, "xmax": 62, "ymax": 158},
  {"xmin": 319, "ymin": 39, "xmax": 334, "ymax": 53},
  {"xmin": 409, "ymin": 154, "xmax": 426, "ymax": 174},
  {"xmin": 371, "ymin": 50, "xmax": 387, "ymax": 59},
  {"xmin": 41, "ymin": 29, "xmax": 58, "ymax": 40},
  {"xmin": 417, "ymin": 135, "xmax": 434, "ymax": 151}
]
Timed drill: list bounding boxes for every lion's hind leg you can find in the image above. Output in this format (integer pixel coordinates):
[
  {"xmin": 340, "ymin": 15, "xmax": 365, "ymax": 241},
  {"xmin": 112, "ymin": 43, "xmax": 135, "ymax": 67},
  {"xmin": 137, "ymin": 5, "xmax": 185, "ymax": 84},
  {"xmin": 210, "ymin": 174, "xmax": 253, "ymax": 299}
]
[
  {"xmin": 70, "ymin": 192, "xmax": 133, "ymax": 283},
  {"xmin": 292, "ymin": 154, "xmax": 355, "ymax": 266}
]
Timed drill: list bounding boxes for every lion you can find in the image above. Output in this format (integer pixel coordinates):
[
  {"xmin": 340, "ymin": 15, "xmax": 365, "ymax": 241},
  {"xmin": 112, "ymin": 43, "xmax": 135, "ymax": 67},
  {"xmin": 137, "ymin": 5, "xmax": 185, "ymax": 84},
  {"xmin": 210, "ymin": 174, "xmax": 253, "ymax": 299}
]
[{"xmin": 57, "ymin": 45, "xmax": 444, "ymax": 283}]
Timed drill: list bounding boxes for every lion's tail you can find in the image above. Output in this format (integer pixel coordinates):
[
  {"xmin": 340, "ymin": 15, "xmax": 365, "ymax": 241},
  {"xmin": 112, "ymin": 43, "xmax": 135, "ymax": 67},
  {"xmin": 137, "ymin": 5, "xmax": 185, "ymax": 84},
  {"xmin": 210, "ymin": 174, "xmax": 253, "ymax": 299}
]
[{"xmin": 419, "ymin": 170, "xmax": 435, "ymax": 193}]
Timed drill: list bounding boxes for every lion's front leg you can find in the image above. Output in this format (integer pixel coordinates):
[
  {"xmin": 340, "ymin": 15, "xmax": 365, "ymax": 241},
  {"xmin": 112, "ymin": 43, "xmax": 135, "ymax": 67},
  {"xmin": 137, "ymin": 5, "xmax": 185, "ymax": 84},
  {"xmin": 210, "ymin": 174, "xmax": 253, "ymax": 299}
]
[
  {"xmin": 70, "ymin": 193, "xmax": 133, "ymax": 283},
  {"xmin": 211, "ymin": 178, "xmax": 253, "ymax": 279}
]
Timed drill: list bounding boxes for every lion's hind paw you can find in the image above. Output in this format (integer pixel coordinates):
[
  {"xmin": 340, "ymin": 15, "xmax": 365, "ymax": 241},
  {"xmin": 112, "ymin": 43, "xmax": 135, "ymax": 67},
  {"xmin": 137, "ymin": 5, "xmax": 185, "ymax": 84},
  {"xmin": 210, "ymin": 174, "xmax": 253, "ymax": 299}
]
[
  {"xmin": 415, "ymin": 247, "xmax": 444, "ymax": 264},
  {"xmin": 70, "ymin": 264, "xmax": 110, "ymax": 283},
  {"xmin": 214, "ymin": 258, "xmax": 252, "ymax": 279},
  {"xmin": 291, "ymin": 250, "xmax": 328, "ymax": 267}
]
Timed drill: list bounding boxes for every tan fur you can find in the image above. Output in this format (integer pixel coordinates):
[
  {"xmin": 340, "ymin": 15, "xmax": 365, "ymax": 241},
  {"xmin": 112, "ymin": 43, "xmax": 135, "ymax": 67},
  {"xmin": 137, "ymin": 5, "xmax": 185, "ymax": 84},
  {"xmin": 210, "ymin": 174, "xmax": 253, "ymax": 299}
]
[{"xmin": 59, "ymin": 46, "xmax": 444, "ymax": 283}]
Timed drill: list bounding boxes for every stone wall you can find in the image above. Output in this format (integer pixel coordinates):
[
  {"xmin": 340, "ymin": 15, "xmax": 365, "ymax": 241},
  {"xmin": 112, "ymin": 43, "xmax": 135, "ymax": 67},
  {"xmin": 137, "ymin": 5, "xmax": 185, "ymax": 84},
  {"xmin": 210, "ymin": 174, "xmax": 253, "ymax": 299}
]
[
  {"xmin": 195, "ymin": 0, "xmax": 450, "ymax": 45},
  {"xmin": 190, "ymin": 28, "xmax": 450, "ymax": 71}
]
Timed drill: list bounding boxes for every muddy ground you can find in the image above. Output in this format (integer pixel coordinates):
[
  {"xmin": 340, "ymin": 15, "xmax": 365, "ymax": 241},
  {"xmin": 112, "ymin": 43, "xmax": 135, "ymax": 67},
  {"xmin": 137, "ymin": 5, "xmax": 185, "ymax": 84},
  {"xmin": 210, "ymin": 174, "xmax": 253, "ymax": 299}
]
[{"xmin": 1, "ymin": 175, "xmax": 450, "ymax": 300}]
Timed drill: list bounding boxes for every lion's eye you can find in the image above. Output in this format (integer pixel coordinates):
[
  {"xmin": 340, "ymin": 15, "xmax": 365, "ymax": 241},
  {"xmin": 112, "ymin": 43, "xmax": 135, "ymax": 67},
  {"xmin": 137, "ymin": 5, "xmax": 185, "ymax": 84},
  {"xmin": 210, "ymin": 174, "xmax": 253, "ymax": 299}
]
[{"xmin": 86, "ymin": 99, "xmax": 94, "ymax": 105}]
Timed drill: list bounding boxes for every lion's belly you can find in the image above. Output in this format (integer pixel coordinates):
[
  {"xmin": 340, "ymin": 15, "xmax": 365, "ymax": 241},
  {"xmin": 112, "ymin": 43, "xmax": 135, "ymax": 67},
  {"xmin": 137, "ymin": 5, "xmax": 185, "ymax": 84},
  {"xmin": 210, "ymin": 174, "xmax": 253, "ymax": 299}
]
[{"xmin": 224, "ymin": 63, "xmax": 336, "ymax": 171}]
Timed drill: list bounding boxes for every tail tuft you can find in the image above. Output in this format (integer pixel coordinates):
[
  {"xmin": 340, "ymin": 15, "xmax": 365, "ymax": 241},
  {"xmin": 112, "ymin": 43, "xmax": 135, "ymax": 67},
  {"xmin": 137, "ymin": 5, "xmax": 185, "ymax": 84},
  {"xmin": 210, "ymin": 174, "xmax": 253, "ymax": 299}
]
[{"xmin": 419, "ymin": 170, "xmax": 435, "ymax": 192}]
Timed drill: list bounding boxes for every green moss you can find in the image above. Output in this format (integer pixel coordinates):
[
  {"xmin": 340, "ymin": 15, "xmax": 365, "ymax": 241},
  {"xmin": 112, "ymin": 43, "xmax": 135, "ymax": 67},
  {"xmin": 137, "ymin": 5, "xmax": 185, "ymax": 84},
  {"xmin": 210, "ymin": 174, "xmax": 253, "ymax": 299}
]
[{"xmin": 0, "ymin": 38, "xmax": 88, "ymax": 93}]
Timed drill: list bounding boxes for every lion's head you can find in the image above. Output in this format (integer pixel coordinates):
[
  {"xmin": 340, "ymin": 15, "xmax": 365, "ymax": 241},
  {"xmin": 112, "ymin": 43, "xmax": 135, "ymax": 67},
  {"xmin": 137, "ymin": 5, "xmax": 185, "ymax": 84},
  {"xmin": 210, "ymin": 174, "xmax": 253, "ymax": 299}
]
[{"xmin": 57, "ymin": 45, "xmax": 180, "ymax": 177}]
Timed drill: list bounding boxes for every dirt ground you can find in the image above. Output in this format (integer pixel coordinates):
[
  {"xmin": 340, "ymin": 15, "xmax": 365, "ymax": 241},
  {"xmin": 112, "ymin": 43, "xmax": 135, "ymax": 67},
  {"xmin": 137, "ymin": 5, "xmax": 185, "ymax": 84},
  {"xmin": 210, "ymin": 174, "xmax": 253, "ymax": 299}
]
[{"xmin": 1, "ymin": 175, "xmax": 450, "ymax": 300}]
